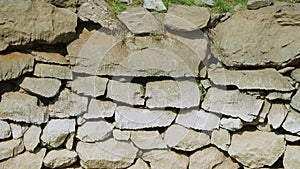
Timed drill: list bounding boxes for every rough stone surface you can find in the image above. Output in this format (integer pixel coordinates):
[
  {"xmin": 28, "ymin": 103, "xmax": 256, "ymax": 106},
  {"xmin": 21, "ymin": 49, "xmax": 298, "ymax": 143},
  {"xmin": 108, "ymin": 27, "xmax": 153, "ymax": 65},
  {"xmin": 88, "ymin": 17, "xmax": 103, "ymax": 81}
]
[
  {"xmin": 0, "ymin": 1, "xmax": 77, "ymax": 51},
  {"xmin": 213, "ymin": 5, "xmax": 300, "ymax": 67},
  {"xmin": 282, "ymin": 108, "xmax": 300, "ymax": 134},
  {"xmin": 0, "ymin": 120, "xmax": 11, "ymax": 139},
  {"xmin": 285, "ymin": 134, "xmax": 300, "ymax": 142},
  {"xmin": 34, "ymin": 63, "xmax": 72, "ymax": 80},
  {"xmin": 214, "ymin": 157, "xmax": 240, "ymax": 169},
  {"xmin": 115, "ymin": 106, "xmax": 176, "ymax": 129},
  {"xmin": 202, "ymin": 88, "xmax": 264, "ymax": 122},
  {"xmin": 164, "ymin": 4, "xmax": 210, "ymax": 31},
  {"xmin": 76, "ymin": 120, "xmax": 114, "ymax": 142},
  {"xmin": 145, "ymin": 80, "xmax": 200, "ymax": 108},
  {"xmin": 65, "ymin": 133, "xmax": 75, "ymax": 150},
  {"xmin": 143, "ymin": 0, "xmax": 166, "ymax": 11},
  {"xmin": 266, "ymin": 92, "xmax": 293, "ymax": 101},
  {"xmin": 31, "ymin": 51, "xmax": 69, "ymax": 65},
  {"xmin": 267, "ymin": 104, "xmax": 288, "ymax": 129},
  {"xmin": 76, "ymin": 139, "xmax": 138, "ymax": 168},
  {"xmin": 247, "ymin": 0, "xmax": 271, "ymax": 10},
  {"xmin": 71, "ymin": 76, "xmax": 108, "ymax": 97},
  {"xmin": 48, "ymin": 89, "xmax": 88, "ymax": 118},
  {"xmin": 84, "ymin": 99, "xmax": 117, "ymax": 119},
  {"xmin": 24, "ymin": 125, "xmax": 41, "ymax": 152},
  {"xmin": 43, "ymin": 149, "xmax": 78, "ymax": 168},
  {"xmin": 0, "ymin": 92, "xmax": 47, "ymax": 124},
  {"xmin": 20, "ymin": 77, "xmax": 61, "ymax": 98},
  {"xmin": 208, "ymin": 68, "xmax": 294, "ymax": 91},
  {"xmin": 220, "ymin": 117, "xmax": 243, "ymax": 131},
  {"xmin": 41, "ymin": 119, "xmax": 76, "ymax": 148},
  {"xmin": 163, "ymin": 124, "xmax": 210, "ymax": 151},
  {"xmin": 107, "ymin": 80, "xmax": 144, "ymax": 106},
  {"xmin": 228, "ymin": 130, "xmax": 286, "ymax": 168},
  {"xmin": 128, "ymin": 158, "xmax": 150, "ymax": 169},
  {"xmin": 142, "ymin": 150, "xmax": 189, "ymax": 169},
  {"xmin": 291, "ymin": 90, "xmax": 300, "ymax": 112},
  {"xmin": 291, "ymin": 69, "xmax": 300, "ymax": 82},
  {"xmin": 131, "ymin": 131, "xmax": 167, "ymax": 150},
  {"xmin": 176, "ymin": 109, "xmax": 220, "ymax": 131},
  {"xmin": 258, "ymin": 100, "xmax": 271, "ymax": 123},
  {"xmin": 9, "ymin": 123, "xmax": 29, "ymax": 139},
  {"xmin": 113, "ymin": 129, "xmax": 130, "ymax": 141},
  {"xmin": 211, "ymin": 129, "xmax": 231, "ymax": 151},
  {"xmin": 0, "ymin": 139, "xmax": 24, "ymax": 161},
  {"xmin": 283, "ymin": 145, "xmax": 300, "ymax": 169},
  {"xmin": 189, "ymin": 146, "xmax": 225, "ymax": 169}
]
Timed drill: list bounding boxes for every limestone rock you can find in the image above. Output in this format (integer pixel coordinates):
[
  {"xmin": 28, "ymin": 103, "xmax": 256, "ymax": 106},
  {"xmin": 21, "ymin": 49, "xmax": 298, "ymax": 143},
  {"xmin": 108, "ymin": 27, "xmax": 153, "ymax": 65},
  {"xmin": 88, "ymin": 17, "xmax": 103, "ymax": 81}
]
[
  {"xmin": 107, "ymin": 80, "xmax": 144, "ymax": 106},
  {"xmin": 9, "ymin": 123, "xmax": 29, "ymax": 139},
  {"xmin": 34, "ymin": 63, "xmax": 72, "ymax": 80},
  {"xmin": 266, "ymin": 92, "xmax": 293, "ymax": 101},
  {"xmin": 283, "ymin": 145, "xmax": 300, "ymax": 169},
  {"xmin": 208, "ymin": 68, "xmax": 294, "ymax": 91},
  {"xmin": 24, "ymin": 125, "xmax": 41, "ymax": 152},
  {"xmin": 31, "ymin": 51, "xmax": 69, "ymax": 65},
  {"xmin": 0, "ymin": 139, "xmax": 24, "ymax": 161},
  {"xmin": 291, "ymin": 90, "xmax": 300, "ymax": 112},
  {"xmin": 71, "ymin": 76, "xmax": 108, "ymax": 97},
  {"xmin": 164, "ymin": 4, "xmax": 210, "ymax": 31},
  {"xmin": 0, "ymin": 1, "xmax": 77, "ymax": 51},
  {"xmin": 176, "ymin": 109, "xmax": 220, "ymax": 131},
  {"xmin": 0, "ymin": 148, "xmax": 46, "ymax": 169},
  {"xmin": 41, "ymin": 119, "xmax": 76, "ymax": 148},
  {"xmin": 282, "ymin": 108, "xmax": 300, "ymax": 134},
  {"xmin": 214, "ymin": 157, "xmax": 240, "ymax": 169},
  {"xmin": 220, "ymin": 117, "xmax": 243, "ymax": 131},
  {"xmin": 117, "ymin": 8, "xmax": 161, "ymax": 34},
  {"xmin": 76, "ymin": 120, "xmax": 114, "ymax": 142},
  {"xmin": 247, "ymin": 0, "xmax": 271, "ymax": 10},
  {"xmin": 142, "ymin": 150, "xmax": 189, "ymax": 169},
  {"xmin": 211, "ymin": 129, "xmax": 231, "ymax": 151},
  {"xmin": 65, "ymin": 133, "xmax": 75, "ymax": 150},
  {"xmin": 84, "ymin": 99, "xmax": 117, "ymax": 119},
  {"xmin": 143, "ymin": 0, "xmax": 166, "ymax": 11},
  {"xmin": 43, "ymin": 149, "xmax": 77, "ymax": 168},
  {"xmin": 228, "ymin": 130, "xmax": 286, "ymax": 168},
  {"xmin": 20, "ymin": 77, "xmax": 61, "ymax": 98},
  {"xmin": 202, "ymin": 88, "xmax": 264, "ymax": 122},
  {"xmin": 0, "ymin": 92, "xmax": 47, "ymax": 124},
  {"xmin": 76, "ymin": 139, "xmax": 138, "ymax": 168},
  {"xmin": 49, "ymin": 89, "xmax": 88, "ymax": 118},
  {"xmin": 128, "ymin": 158, "xmax": 150, "ymax": 169},
  {"xmin": 131, "ymin": 131, "xmax": 167, "ymax": 150},
  {"xmin": 291, "ymin": 68, "xmax": 300, "ymax": 82},
  {"xmin": 189, "ymin": 146, "xmax": 225, "ymax": 169},
  {"xmin": 145, "ymin": 80, "xmax": 200, "ymax": 108},
  {"xmin": 267, "ymin": 104, "xmax": 288, "ymax": 129},
  {"xmin": 113, "ymin": 129, "xmax": 131, "ymax": 141},
  {"xmin": 163, "ymin": 124, "xmax": 210, "ymax": 151},
  {"xmin": 213, "ymin": 6, "xmax": 300, "ymax": 67},
  {"xmin": 0, "ymin": 120, "xmax": 11, "ymax": 139},
  {"xmin": 258, "ymin": 100, "xmax": 271, "ymax": 123},
  {"xmin": 115, "ymin": 106, "xmax": 176, "ymax": 129},
  {"xmin": 285, "ymin": 134, "xmax": 300, "ymax": 142}
]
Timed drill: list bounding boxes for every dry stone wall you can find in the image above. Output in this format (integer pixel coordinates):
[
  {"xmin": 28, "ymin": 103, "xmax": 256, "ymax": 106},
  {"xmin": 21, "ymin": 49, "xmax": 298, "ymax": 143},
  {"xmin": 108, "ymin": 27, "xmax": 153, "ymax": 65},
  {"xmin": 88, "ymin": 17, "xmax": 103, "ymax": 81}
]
[{"xmin": 0, "ymin": 0, "xmax": 300, "ymax": 169}]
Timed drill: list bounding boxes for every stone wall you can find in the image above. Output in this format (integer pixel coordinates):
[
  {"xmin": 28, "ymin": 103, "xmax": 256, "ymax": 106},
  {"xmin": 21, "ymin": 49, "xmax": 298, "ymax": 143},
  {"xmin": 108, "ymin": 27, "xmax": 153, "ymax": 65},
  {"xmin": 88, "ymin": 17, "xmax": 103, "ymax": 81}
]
[{"xmin": 0, "ymin": 0, "xmax": 300, "ymax": 169}]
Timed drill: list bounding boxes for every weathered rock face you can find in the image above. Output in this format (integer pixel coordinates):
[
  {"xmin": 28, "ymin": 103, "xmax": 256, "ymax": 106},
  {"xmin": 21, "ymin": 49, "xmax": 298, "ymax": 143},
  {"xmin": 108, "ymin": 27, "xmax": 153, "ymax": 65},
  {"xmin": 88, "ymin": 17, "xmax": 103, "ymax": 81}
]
[
  {"xmin": 31, "ymin": 51, "xmax": 69, "ymax": 65},
  {"xmin": 128, "ymin": 158, "xmax": 150, "ymax": 169},
  {"xmin": 43, "ymin": 149, "xmax": 78, "ymax": 168},
  {"xmin": 267, "ymin": 104, "xmax": 288, "ymax": 129},
  {"xmin": 131, "ymin": 130, "xmax": 167, "ymax": 150},
  {"xmin": 291, "ymin": 90, "xmax": 300, "ymax": 112},
  {"xmin": 0, "ymin": 120, "xmax": 11, "ymax": 139},
  {"xmin": 0, "ymin": 139, "xmax": 24, "ymax": 161},
  {"xmin": 228, "ymin": 131, "xmax": 286, "ymax": 168},
  {"xmin": 291, "ymin": 69, "xmax": 300, "ymax": 82},
  {"xmin": 0, "ymin": 1, "xmax": 77, "ymax": 51},
  {"xmin": 247, "ymin": 0, "xmax": 272, "ymax": 10},
  {"xmin": 0, "ymin": 52, "xmax": 34, "ymax": 82},
  {"xmin": 78, "ymin": 1, "xmax": 110, "ymax": 26},
  {"xmin": 282, "ymin": 108, "xmax": 300, "ymax": 134},
  {"xmin": 211, "ymin": 129, "xmax": 231, "ymax": 151},
  {"xmin": 9, "ymin": 123, "xmax": 29, "ymax": 139},
  {"xmin": 24, "ymin": 125, "xmax": 41, "ymax": 152},
  {"xmin": 71, "ymin": 76, "xmax": 108, "ymax": 97},
  {"xmin": 34, "ymin": 64, "xmax": 73, "ymax": 80},
  {"xmin": 84, "ymin": 99, "xmax": 117, "ymax": 119},
  {"xmin": 189, "ymin": 146, "xmax": 225, "ymax": 169},
  {"xmin": 283, "ymin": 145, "xmax": 300, "ymax": 169},
  {"xmin": 143, "ymin": 0, "xmax": 166, "ymax": 11},
  {"xmin": 113, "ymin": 129, "xmax": 131, "ymax": 141},
  {"xmin": 213, "ymin": 5, "xmax": 300, "ymax": 67}
]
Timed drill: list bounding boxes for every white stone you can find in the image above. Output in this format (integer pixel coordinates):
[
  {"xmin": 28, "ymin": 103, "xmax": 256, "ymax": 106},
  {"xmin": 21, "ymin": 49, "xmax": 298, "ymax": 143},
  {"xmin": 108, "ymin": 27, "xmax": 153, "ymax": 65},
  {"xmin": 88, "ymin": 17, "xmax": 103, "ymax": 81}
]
[
  {"xmin": 266, "ymin": 92, "xmax": 293, "ymax": 101},
  {"xmin": 43, "ymin": 149, "xmax": 78, "ymax": 168},
  {"xmin": 84, "ymin": 99, "xmax": 117, "ymax": 119},
  {"xmin": 220, "ymin": 117, "xmax": 243, "ymax": 131},
  {"xmin": 189, "ymin": 146, "xmax": 225, "ymax": 169},
  {"xmin": 0, "ymin": 120, "xmax": 11, "ymax": 139},
  {"xmin": 34, "ymin": 63, "xmax": 72, "ymax": 80},
  {"xmin": 0, "ymin": 139, "xmax": 24, "ymax": 161},
  {"xmin": 282, "ymin": 108, "xmax": 300, "ymax": 134},
  {"xmin": 113, "ymin": 129, "xmax": 131, "ymax": 141},
  {"xmin": 128, "ymin": 158, "xmax": 150, "ymax": 169},
  {"xmin": 9, "ymin": 123, "xmax": 29, "ymax": 139},
  {"xmin": 24, "ymin": 125, "xmax": 41, "ymax": 152},
  {"xmin": 285, "ymin": 134, "xmax": 300, "ymax": 142},
  {"xmin": 131, "ymin": 130, "xmax": 167, "ymax": 150},
  {"xmin": 283, "ymin": 145, "xmax": 300, "ymax": 169},
  {"xmin": 71, "ymin": 76, "xmax": 108, "ymax": 97},
  {"xmin": 65, "ymin": 133, "xmax": 75, "ymax": 150},
  {"xmin": 211, "ymin": 129, "xmax": 231, "ymax": 151},
  {"xmin": 267, "ymin": 104, "xmax": 288, "ymax": 129}
]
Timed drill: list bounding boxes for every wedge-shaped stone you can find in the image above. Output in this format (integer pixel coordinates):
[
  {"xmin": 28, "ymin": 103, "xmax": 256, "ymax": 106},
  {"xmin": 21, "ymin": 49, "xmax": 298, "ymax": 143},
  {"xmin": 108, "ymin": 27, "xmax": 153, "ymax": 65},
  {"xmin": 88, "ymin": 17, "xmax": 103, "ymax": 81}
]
[
  {"xmin": 228, "ymin": 130, "xmax": 285, "ymax": 168},
  {"xmin": 266, "ymin": 92, "xmax": 293, "ymax": 101},
  {"xmin": 84, "ymin": 99, "xmax": 117, "ymax": 119},
  {"xmin": 211, "ymin": 129, "xmax": 231, "ymax": 151},
  {"xmin": 176, "ymin": 109, "xmax": 220, "ymax": 131},
  {"xmin": 115, "ymin": 106, "xmax": 177, "ymax": 129},
  {"xmin": 208, "ymin": 68, "xmax": 294, "ymax": 91},
  {"xmin": 71, "ymin": 76, "xmax": 108, "ymax": 97},
  {"xmin": 267, "ymin": 104, "xmax": 288, "ymax": 129},
  {"xmin": 0, "ymin": 92, "xmax": 47, "ymax": 124},
  {"xmin": 146, "ymin": 80, "xmax": 200, "ymax": 108},
  {"xmin": 34, "ymin": 63, "xmax": 72, "ymax": 80},
  {"xmin": 20, "ymin": 77, "xmax": 61, "ymax": 98},
  {"xmin": 163, "ymin": 124, "xmax": 210, "ymax": 151},
  {"xmin": 282, "ymin": 108, "xmax": 300, "ymax": 134},
  {"xmin": 189, "ymin": 146, "xmax": 225, "ymax": 169},
  {"xmin": 283, "ymin": 145, "xmax": 300, "ymax": 169},
  {"xmin": 43, "ymin": 149, "xmax": 78, "ymax": 168},
  {"xmin": 291, "ymin": 90, "xmax": 300, "ymax": 112},
  {"xmin": 24, "ymin": 125, "xmax": 41, "ymax": 152},
  {"xmin": 128, "ymin": 158, "xmax": 150, "ymax": 169},
  {"xmin": 202, "ymin": 88, "xmax": 264, "ymax": 122},
  {"xmin": 31, "ymin": 51, "xmax": 69, "ymax": 65},
  {"xmin": 131, "ymin": 131, "xmax": 167, "ymax": 150},
  {"xmin": 76, "ymin": 139, "xmax": 138, "ymax": 168},
  {"xmin": 0, "ymin": 139, "xmax": 24, "ymax": 161},
  {"xmin": 0, "ymin": 120, "xmax": 11, "ymax": 139},
  {"xmin": 9, "ymin": 123, "xmax": 29, "ymax": 139},
  {"xmin": 220, "ymin": 117, "xmax": 243, "ymax": 131}
]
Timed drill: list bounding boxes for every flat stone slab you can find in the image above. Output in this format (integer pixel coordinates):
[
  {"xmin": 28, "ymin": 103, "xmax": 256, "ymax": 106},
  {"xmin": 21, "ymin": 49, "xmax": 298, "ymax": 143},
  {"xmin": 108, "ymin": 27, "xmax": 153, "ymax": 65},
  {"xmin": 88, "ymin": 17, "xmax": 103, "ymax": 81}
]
[
  {"xmin": 208, "ymin": 68, "xmax": 294, "ymax": 91},
  {"xmin": 34, "ymin": 63, "xmax": 72, "ymax": 80},
  {"xmin": 220, "ymin": 117, "xmax": 243, "ymax": 131},
  {"xmin": 189, "ymin": 146, "xmax": 225, "ymax": 169},
  {"xmin": 202, "ymin": 88, "xmax": 264, "ymax": 122},
  {"xmin": 247, "ymin": 0, "xmax": 272, "ymax": 10},
  {"xmin": 131, "ymin": 130, "xmax": 167, "ymax": 150},
  {"xmin": 145, "ymin": 80, "xmax": 200, "ymax": 108},
  {"xmin": 128, "ymin": 158, "xmax": 150, "ymax": 169},
  {"xmin": 267, "ymin": 104, "xmax": 288, "ymax": 129},
  {"xmin": 115, "ymin": 106, "xmax": 176, "ymax": 129},
  {"xmin": 43, "ymin": 149, "xmax": 78, "ymax": 168},
  {"xmin": 83, "ymin": 99, "xmax": 117, "ymax": 119},
  {"xmin": 71, "ymin": 76, "xmax": 108, "ymax": 97},
  {"xmin": 31, "ymin": 51, "xmax": 69, "ymax": 65},
  {"xmin": 24, "ymin": 125, "xmax": 41, "ymax": 152},
  {"xmin": 0, "ymin": 120, "xmax": 11, "ymax": 139},
  {"xmin": 0, "ymin": 52, "xmax": 34, "ymax": 82},
  {"xmin": 0, "ymin": 139, "xmax": 24, "ymax": 161},
  {"xmin": 283, "ymin": 145, "xmax": 300, "ymax": 169},
  {"xmin": 211, "ymin": 129, "xmax": 231, "ymax": 151},
  {"xmin": 282, "ymin": 108, "xmax": 300, "ymax": 134},
  {"xmin": 291, "ymin": 90, "xmax": 300, "ymax": 112}
]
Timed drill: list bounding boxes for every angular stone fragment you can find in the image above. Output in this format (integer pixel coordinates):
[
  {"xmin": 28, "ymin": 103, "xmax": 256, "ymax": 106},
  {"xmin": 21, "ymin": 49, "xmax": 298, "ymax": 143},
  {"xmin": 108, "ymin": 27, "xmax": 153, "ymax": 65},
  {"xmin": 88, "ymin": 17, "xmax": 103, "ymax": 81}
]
[
  {"xmin": 146, "ymin": 80, "xmax": 200, "ymax": 108},
  {"xmin": 9, "ymin": 123, "xmax": 29, "ymax": 139},
  {"xmin": 107, "ymin": 80, "xmax": 144, "ymax": 105},
  {"xmin": 76, "ymin": 139, "xmax": 138, "ymax": 168},
  {"xmin": 31, "ymin": 51, "xmax": 69, "ymax": 65},
  {"xmin": 34, "ymin": 63, "xmax": 72, "ymax": 80},
  {"xmin": 189, "ymin": 146, "xmax": 225, "ymax": 169},
  {"xmin": 43, "ymin": 149, "xmax": 78, "ymax": 168},
  {"xmin": 283, "ymin": 145, "xmax": 300, "ymax": 169},
  {"xmin": 131, "ymin": 131, "xmax": 167, "ymax": 150},
  {"xmin": 71, "ymin": 76, "xmax": 108, "ymax": 97},
  {"xmin": 142, "ymin": 150, "xmax": 189, "ymax": 169},
  {"xmin": 115, "ymin": 106, "xmax": 176, "ymax": 129},
  {"xmin": 76, "ymin": 120, "xmax": 114, "ymax": 142},
  {"xmin": 164, "ymin": 4, "xmax": 210, "ymax": 31},
  {"xmin": 220, "ymin": 117, "xmax": 243, "ymax": 131},
  {"xmin": 0, "ymin": 92, "xmax": 47, "ymax": 124},
  {"xmin": 211, "ymin": 129, "xmax": 231, "ymax": 151},
  {"xmin": 282, "ymin": 108, "xmax": 300, "ymax": 134},
  {"xmin": 176, "ymin": 109, "xmax": 220, "ymax": 131},
  {"xmin": 214, "ymin": 157, "xmax": 240, "ymax": 169},
  {"xmin": 65, "ymin": 133, "xmax": 75, "ymax": 150},
  {"xmin": 24, "ymin": 125, "xmax": 41, "ymax": 152},
  {"xmin": 266, "ymin": 92, "xmax": 293, "ymax": 101},
  {"xmin": 0, "ymin": 139, "xmax": 24, "ymax": 161},
  {"xmin": 267, "ymin": 104, "xmax": 288, "ymax": 129},
  {"xmin": 208, "ymin": 68, "xmax": 294, "ymax": 91},
  {"xmin": 0, "ymin": 148, "xmax": 46, "ymax": 169},
  {"xmin": 228, "ymin": 131, "xmax": 286, "ymax": 168},
  {"xmin": 247, "ymin": 0, "xmax": 271, "ymax": 10},
  {"xmin": 128, "ymin": 158, "xmax": 150, "ymax": 169},
  {"xmin": 77, "ymin": 1, "xmax": 110, "ymax": 26},
  {"xmin": 84, "ymin": 99, "xmax": 117, "ymax": 119},
  {"xmin": 41, "ymin": 119, "xmax": 76, "ymax": 148},
  {"xmin": 163, "ymin": 124, "xmax": 210, "ymax": 151},
  {"xmin": 113, "ymin": 129, "xmax": 131, "ymax": 141},
  {"xmin": 0, "ymin": 120, "xmax": 11, "ymax": 139},
  {"xmin": 285, "ymin": 134, "xmax": 300, "ymax": 142},
  {"xmin": 20, "ymin": 77, "xmax": 61, "ymax": 98},
  {"xmin": 48, "ymin": 89, "xmax": 88, "ymax": 118},
  {"xmin": 291, "ymin": 69, "xmax": 300, "ymax": 82},
  {"xmin": 0, "ymin": 52, "xmax": 34, "ymax": 81},
  {"xmin": 143, "ymin": 0, "xmax": 166, "ymax": 11},
  {"xmin": 291, "ymin": 90, "xmax": 300, "ymax": 112},
  {"xmin": 258, "ymin": 100, "xmax": 271, "ymax": 123},
  {"xmin": 202, "ymin": 88, "xmax": 264, "ymax": 122}
]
